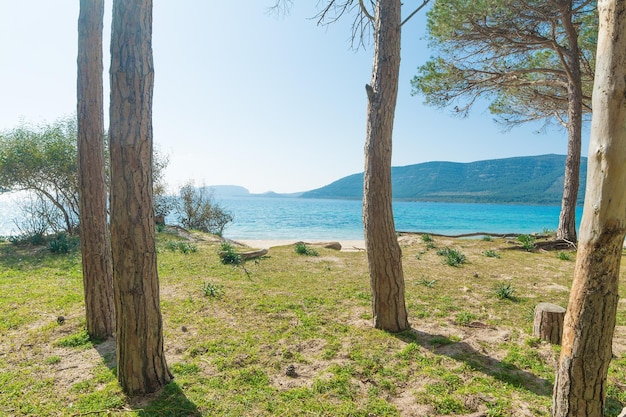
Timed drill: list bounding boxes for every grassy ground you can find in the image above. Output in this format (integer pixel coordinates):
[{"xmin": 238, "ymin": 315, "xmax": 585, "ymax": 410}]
[{"xmin": 1, "ymin": 229, "xmax": 626, "ymax": 416}]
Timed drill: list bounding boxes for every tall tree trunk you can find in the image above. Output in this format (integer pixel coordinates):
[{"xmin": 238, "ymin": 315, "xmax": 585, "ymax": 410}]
[
  {"xmin": 109, "ymin": 0, "xmax": 172, "ymax": 395},
  {"xmin": 77, "ymin": 0, "xmax": 115, "ymax": 339},
  {"xmin": 552, "ymin": 0, "xmax": 626, "ymax": 414},
  {"xmin": 556, "ymin": 1, "xmax": 583, "ymax": 244},
  {"xmin": 363, "ymin": 0, "xmax": 409, "ymax": 333}
]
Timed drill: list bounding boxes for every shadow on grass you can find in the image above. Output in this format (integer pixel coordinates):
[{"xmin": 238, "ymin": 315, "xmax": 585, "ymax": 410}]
[
  {"xmin": 396, "ymin": 328, "xmax": 553, "ymax": 397},
  {"xmin": 0, "ymin": 242, "xmax": 82, "ymax": 270},
  {"xmin": 93, "ymin": 339, "xmax": 200, "ymax": 416},
  {"xmin": 135, "ymin": 381, "xmax": 201, "ymax": 417}
]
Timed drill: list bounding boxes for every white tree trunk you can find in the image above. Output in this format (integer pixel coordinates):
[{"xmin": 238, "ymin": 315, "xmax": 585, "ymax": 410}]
[{"xmin": 553, "ymin": 1, "xmax": 626, "ymax": 415}]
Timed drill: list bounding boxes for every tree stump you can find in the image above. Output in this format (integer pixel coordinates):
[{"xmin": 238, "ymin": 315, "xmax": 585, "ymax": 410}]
[{"xmin": 533, "ymin": 303, "xmax": 566, "ymax": 344}]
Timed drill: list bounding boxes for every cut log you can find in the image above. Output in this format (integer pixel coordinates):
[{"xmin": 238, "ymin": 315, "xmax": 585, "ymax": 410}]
[
  {"xmin": 239, "ymin": 248, "xmax": 268, "ymax": 260},
  {"xmin": 533, "ymin": 302, "xmax": 566, "ymax": 344},
  {"xmin": 299, "ymin": 241, "xmax": 342, "ymax": 250},
  {"xmin": 316, "ymin": 241, "xmax": 342, "ymax": 251}
]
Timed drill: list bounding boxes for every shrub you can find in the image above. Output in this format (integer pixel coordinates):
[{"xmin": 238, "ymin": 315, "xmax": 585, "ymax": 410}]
[
  {"xmin": 48, "ymin": 232, "xmax": 78, "ymax": 254},
  {"xmin": 557, "ymin": 251, "xmax": 572, "ymax": 261},
  {"xmin": 417, "ymin": 277, "xmax": 437, "ymax": 288},
  {"xmin": 202, "ymin": 281, "xmax": 224, "ymax": 298},
  {"xmin": 455, "ymin": 311, "xmax": 477, "ymax": 326},
  {"xmin": 517, "ymin": 234, "xmax": 536, "ymax": 251},
  {"xmin": 436, "ymin": 247, "xmax": 467, "ymax": 267},
  {"xmin": 483, "ymin": 249, "xmax": 500, "ymax": 258},
  {"xmin": 295, "ymin": 242, "xmax": 319, "ymax": 256},
  {"xmin": 165, "ymin": 241, "xmax": 179, "ymax": 252},
  {"xmin": 164, "ymin": 240, "xmax": 198, "ymax": 254},
  {"xmin": 482, "ymin": 235, "xmax": 493, "ymax": 242},
  {"xmin": 177, "ymin": 242, "xmax": 197, "ymax": 254},
  {"xmin": 9, "ymin": 232, "xmax": 45, "ymax": 246},
  {"xmin": 219, "ymin": 242, "xmax": 242, "ymax": 265},
  {"xmin": 421, "ymin": 234, "xmax": 434, "ymax": 243},
  {"xmin": 177, "ymin": 182, "xmax": 233, "ymax": 236},
  {"xmin": 494, "ymin": 282, "xmax": 516, "ymax": 300}
]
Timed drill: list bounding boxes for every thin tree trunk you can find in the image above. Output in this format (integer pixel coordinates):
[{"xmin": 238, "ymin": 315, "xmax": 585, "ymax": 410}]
[
  {"xmin": 363, "ymin": 0, "xmax": 409, "ymax": 333},
  {"xmin": 77, "ymin": 0, "xmax": 115, "ymax": 340},
  {"xmin": 553, "ymin": 0, "xmax": 626, "ymax": 414},
  {"xmin": 109, "ymin": 0, "xmax": 172, "ymax": 395},
  {"xmin": 556, "ymin": 1, "xmax": 583, "ymax": 244}
]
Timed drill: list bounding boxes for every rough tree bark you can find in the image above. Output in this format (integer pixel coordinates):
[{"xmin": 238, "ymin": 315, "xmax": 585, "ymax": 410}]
[
  {"xmin": 109, "ymin": 0, "xmax": 172, "ymax": 395},
  {"xmin": 556, "ymin": 0, "xmax": 584, "ymax": 244},
  {"xmin": 77, "ymin": 0, "xmax": 115, "ymax": 339},
  {"xmin": 363, "ymin": 0, "xmax": 409, "ymax": 332},
  {"xmin": 553, "ymin": 0, "xmax": 626, "ymax": 414}
]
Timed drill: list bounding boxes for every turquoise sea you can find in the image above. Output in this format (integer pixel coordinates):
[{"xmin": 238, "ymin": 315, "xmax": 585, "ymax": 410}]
[
  {"xmin": 214, "ymin": 196, "xmax": 581, "ymax": 241},
  {"xmin": 0, "ymin": 193, "xmax": 582, "ymax": 240}
]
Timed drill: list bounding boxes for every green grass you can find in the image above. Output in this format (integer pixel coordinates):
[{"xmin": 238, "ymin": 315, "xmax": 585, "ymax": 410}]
[
  {"xmin": 484, "ymin": 249, "xmax": 501, "ymax": 258},
  {"xmin": 557, "ymin": 251, "xmax": 573, "ymax": 261},
  {"xmin": 54, "ymin": 329, "xmax": 93, "ymax": 348},
  {"xmin": 1, "ymin": 230, "xmax": 626, "ymax": 416},
  {"xmin": 436, "ymin": 247, "xmax": 467, "ymax": 267},
  {"xmin": 494, "ymin": 282, "xmax": 517, "ymax": 301},
  {"xmin": 294, "ymin": 242, "xmax": 319, "ymax": 256}
]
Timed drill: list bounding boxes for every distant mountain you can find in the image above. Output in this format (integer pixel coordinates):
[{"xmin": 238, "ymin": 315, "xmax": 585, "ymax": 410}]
[
  {"xmin": 203, "ymin": 185, "xmax": 251, "ymax": 197},
  {"xmin": 203, "ymin": 185, "xmax": 303, "ymax": 198},
  {"xmin": 301, "ymin": 154, "xmax": 587, "ymax": 205}
]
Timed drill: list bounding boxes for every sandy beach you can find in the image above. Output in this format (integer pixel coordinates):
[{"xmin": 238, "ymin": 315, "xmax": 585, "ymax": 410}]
[{"xmin": 236, "ymin": 239, "xmax": 366, "ymax": 252}]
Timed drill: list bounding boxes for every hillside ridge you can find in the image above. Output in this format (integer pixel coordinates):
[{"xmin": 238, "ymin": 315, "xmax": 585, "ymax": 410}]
[{"xmin": 301, "ymin": 154, "xmax": 587, "ymax": 205}]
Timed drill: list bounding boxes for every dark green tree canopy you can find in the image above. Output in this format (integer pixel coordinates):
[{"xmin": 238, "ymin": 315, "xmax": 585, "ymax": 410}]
[{"xmin": 412, "ymin": 0, "xmax": 596, "ymax": 129}]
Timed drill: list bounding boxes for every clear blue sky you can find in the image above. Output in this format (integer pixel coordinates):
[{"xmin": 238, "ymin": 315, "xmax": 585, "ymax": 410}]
[{"xmin": 0, "ymin": 1, "xmax": 587, "ymax": 194}]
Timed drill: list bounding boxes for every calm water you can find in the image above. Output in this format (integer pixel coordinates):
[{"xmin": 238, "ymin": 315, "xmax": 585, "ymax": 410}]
[
  {"xmin": 216, "ymin": 196, "xmax": 581, "ymax": 240},
  {"xmin": 0, "ymin": 193, "xmax": 582, "ymax": 240}
]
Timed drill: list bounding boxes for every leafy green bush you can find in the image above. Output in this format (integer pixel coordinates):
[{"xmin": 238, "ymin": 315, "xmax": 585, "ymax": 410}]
[
  {"xmin": 557, "ymin": 251, "xmax": 572, "ymax": 261},
  {"xmin": 9, "ymin": 232, "xmax": 46, "ymax": 246},
  {"xmin": 48, "ymin": 232, "xmax": 78, "ymax": 254},
  {"xmin": 483, "ymin": 249, "xmax": 500, "ymax": 258},
  {"xmin": 494, "ymin": 282, "xmax": 517, "ymax": 300},
  {"xmin": 177, "ymin": 242, "xmax": 197, "ymax": 254},
  {"xmin": 165, "ymin": 240, "xmax": 197, "ymax": 254},
  {"xmin": 436, "ymin": 247, "xmax": 467, "ymax": 267},
  {"xmin": 219, "ymin": 242, "xmax": 243, "ymax": 265},
  {"xmin": 202, "ymin": 281, "xmax": 224, "ymax": 298},
  {"xmin": 482, "ymin": 235, "xmax": 493, "ymax": 242},
  {"xmin": 421, "ymin": 234, "xmax": 434, "ymax": 243},
  {"xmin": 455, "ymin": 311, "xmax": 477, "ymax": 326},
  {"xmin": 295, "ymin": 242, "xmax": 319, "ymax": 256},
  {"xmin": 517, "ymin": 234, "xmax": 536, "ymax": 251}
]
